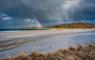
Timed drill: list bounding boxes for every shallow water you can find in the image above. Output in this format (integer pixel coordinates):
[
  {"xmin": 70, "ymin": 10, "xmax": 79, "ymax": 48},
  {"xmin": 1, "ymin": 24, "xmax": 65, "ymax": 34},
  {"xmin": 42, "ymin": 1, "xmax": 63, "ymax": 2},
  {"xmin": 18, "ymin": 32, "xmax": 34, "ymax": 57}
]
[{"xmin": 0, "ymin": 30, "xmax": 95, "ymax": 58}]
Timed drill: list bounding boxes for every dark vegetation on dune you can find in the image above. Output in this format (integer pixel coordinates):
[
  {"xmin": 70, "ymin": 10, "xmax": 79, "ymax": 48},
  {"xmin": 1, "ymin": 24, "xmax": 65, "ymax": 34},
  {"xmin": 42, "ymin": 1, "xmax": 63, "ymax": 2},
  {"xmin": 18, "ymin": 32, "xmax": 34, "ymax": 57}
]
[
  {"xmin": 50, "ymin": 22, "xmax": 95, "ymax": 28},
  {"xmin": 5, "ymin": 44, "xmax": 95, "ymax": 60},
  {"xmin": 1, "ymin": 22, "xmax": 95, "ymax": 30}
]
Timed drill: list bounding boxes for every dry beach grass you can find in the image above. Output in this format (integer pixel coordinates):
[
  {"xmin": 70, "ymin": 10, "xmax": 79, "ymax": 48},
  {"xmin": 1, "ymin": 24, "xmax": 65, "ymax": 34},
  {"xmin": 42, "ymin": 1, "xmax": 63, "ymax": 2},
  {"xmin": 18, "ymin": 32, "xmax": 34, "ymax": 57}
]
[{"xmin": 5, "ymin": 44, "xmax": 95, "ymax": 60}]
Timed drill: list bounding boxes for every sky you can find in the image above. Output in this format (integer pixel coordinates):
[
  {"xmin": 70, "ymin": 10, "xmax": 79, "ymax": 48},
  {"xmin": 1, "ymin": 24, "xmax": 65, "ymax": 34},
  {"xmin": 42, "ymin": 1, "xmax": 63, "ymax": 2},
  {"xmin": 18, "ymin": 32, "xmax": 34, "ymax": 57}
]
[{"xmin": 0, "ymin": 0, "xmax": 95, "ymax": 29}]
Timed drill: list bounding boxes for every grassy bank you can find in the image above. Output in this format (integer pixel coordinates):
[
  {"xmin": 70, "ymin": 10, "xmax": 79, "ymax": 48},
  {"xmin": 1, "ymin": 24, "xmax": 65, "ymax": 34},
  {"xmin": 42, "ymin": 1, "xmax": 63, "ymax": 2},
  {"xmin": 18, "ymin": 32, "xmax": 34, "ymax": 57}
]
[{"xmin": 5, "ymin": 44, "xmax": 95, "ymax": 60}]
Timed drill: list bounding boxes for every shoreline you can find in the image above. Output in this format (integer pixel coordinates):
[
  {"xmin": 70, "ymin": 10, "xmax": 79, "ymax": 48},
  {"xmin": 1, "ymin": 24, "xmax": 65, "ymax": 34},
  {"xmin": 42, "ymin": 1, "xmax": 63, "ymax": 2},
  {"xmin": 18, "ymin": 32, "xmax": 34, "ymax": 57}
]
[{"xmin": 0, "ymin": 29, "xmax": 95, "ymax": 38}]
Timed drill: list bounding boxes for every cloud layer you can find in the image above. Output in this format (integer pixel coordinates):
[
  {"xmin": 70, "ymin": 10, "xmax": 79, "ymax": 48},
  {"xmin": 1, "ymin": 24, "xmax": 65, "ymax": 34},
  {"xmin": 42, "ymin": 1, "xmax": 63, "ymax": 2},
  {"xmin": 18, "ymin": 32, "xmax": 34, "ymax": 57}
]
[{"xmin": 0, "ymin": 0, "xmax": 95, "ymax": 28}]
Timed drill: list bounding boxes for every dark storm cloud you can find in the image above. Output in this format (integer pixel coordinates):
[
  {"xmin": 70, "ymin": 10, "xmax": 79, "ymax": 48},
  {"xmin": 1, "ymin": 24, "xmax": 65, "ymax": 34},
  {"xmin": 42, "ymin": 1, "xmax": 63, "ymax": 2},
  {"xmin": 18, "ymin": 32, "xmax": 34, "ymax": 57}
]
[
  {"xmin": 0, "ymin": 0, "xmax": 66, "ymax": 25},
  {"xmin": 0, "ymin": 0, "xmax": 34, "ymax": 18},
  {"xmin": 20, "ymin": 0, "xmax": 95, "ymax": 22},
  {"xmin": 21, "ymin": 0, "xmax": 82, "ymax": 24},
  {"xmin": 0, "ymin": 0, "xmax": 95, "ymax": 27},
  {"xmin": 73, "ymin": 0, "xmax": 95, "ymax": 20},
  {"xmin": 21, "ymin": 0, "xmax": 65, "ymax": 23}
]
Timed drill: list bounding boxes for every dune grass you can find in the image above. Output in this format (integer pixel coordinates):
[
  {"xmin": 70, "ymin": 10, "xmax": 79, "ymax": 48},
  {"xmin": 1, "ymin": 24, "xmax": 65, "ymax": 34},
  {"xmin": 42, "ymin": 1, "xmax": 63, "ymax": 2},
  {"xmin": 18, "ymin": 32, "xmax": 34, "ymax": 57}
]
[{"xmin": 5, "ymin": 44, "xmax": 95, "ymax": 60}]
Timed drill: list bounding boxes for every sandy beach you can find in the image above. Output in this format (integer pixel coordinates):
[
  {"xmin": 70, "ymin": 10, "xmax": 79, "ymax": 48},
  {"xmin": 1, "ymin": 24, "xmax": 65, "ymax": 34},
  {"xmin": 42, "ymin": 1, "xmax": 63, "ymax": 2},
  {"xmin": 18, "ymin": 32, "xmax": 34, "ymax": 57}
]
[
  {"xmin": 0, "ymin": 29, "xmax": 95, "ymax": 59},
  {"xmin": 0, "ymin": 29, "xmax": 95, "ymax": 40}
]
